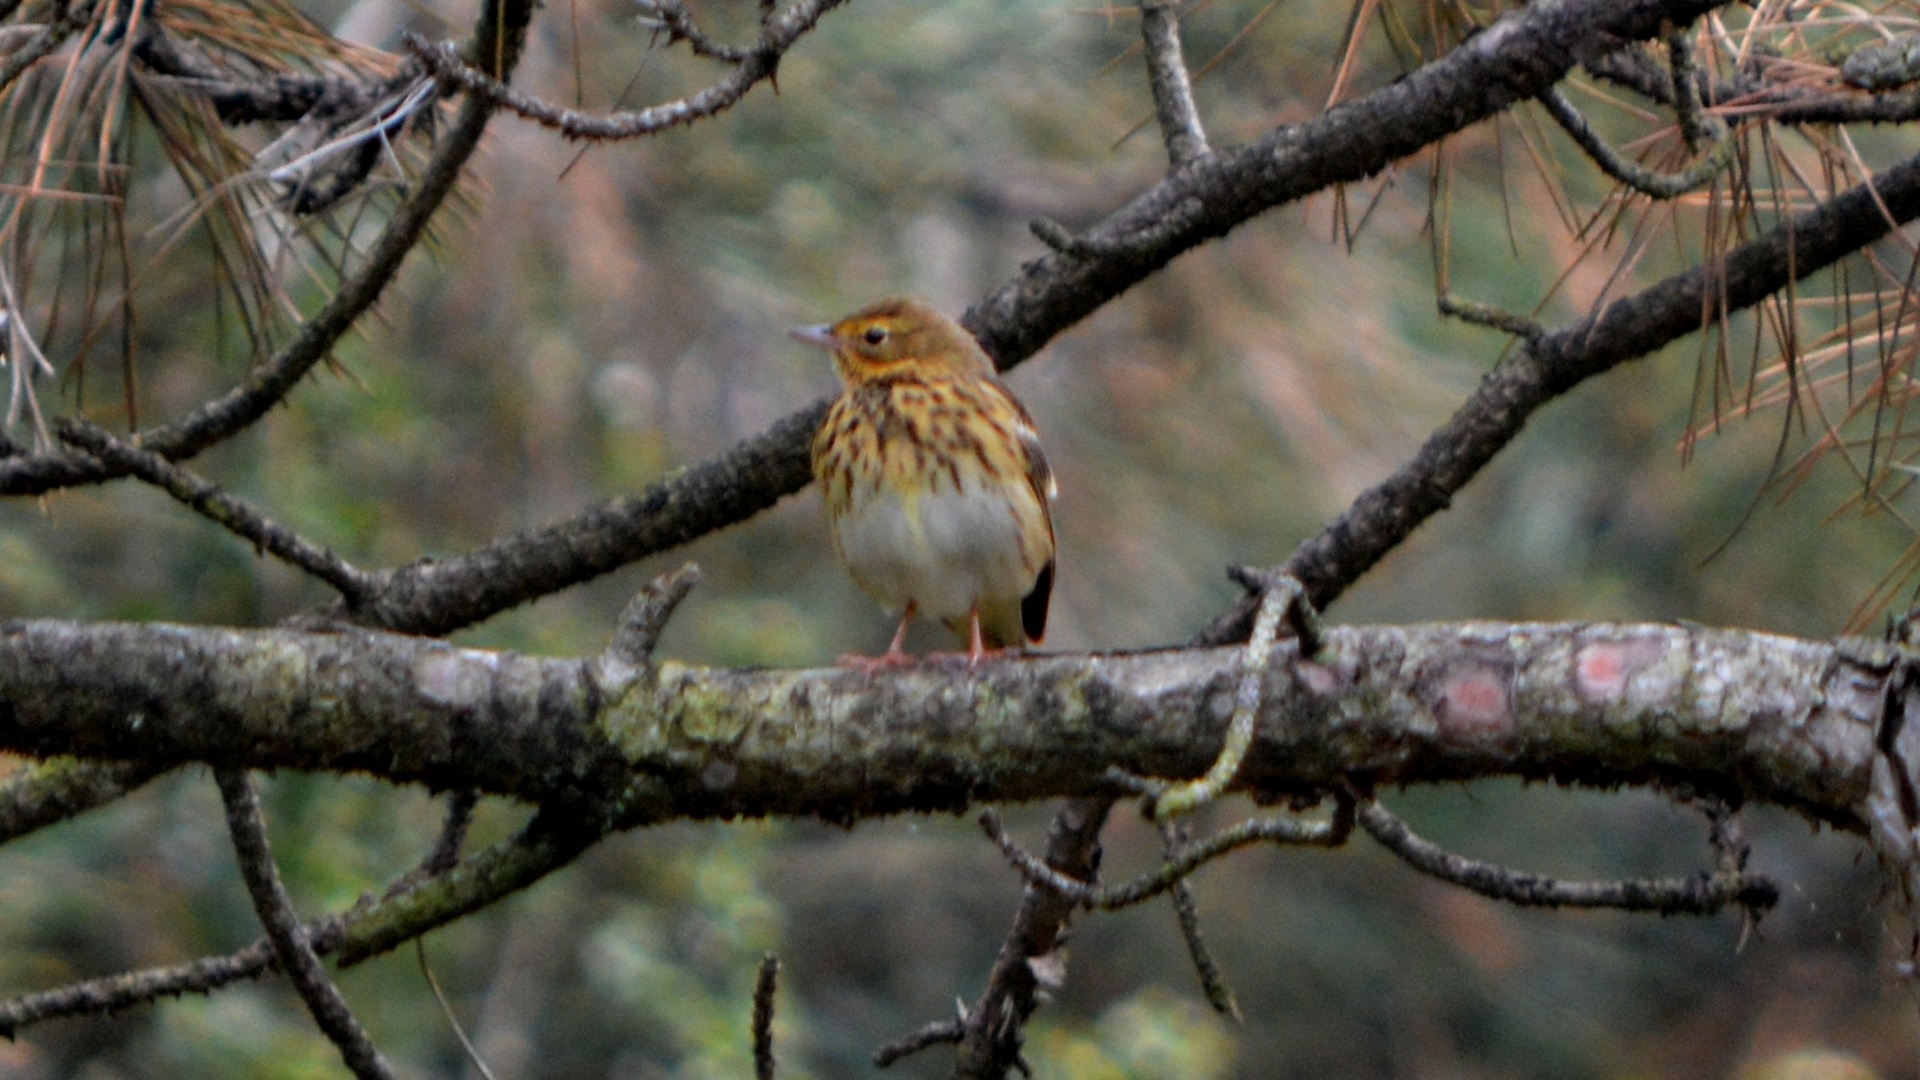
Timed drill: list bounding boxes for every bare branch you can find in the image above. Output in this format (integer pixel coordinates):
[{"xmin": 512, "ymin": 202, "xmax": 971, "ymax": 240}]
[
  {"xmin": 1664, "ymin": 27, "xmax": 1719, "ymax": 151},
  {"xmin": 56, "ymin": 418, "xmax": 375, "ymax": 603},
  {"xmin": 215, "ymin": 768, "xmax": 398, "ymax": 1080},
  {"xmin": 0, "ymin": 759, "xmax": 166, "ymax": 843},
  {"xmin": 954, "ymin": 797, "xmax": 1111, "ymax": 1079},
  {"xmin": 1356, "ymin": 798, "xmax": 1780, "ymax": 912},
  {"xmin": 1537, "ymin": 84, "xmax": 1729, "ymax": 198},
  {"xmin": 0, "ymin": 618, "xmax": 1887, "ymax": 831},
  {"xmin": 983, "ymin": 803, "xmax": 1351, "ymax": 910},
  {"xmin": 337, "ymin": 400, "xmax": 825, "ymax": 635},
  {"xmin": 1160, "ymin": 822, "xmax": 1240, "ymax": 1020},
  {"xmin": 753, "ymin": 954, "xmax": 780, "ymax": 1080},
  {"xmin": 605, "ymin": 562, "xmax": 703, "ymax": 666},
  {"xmin": 1200, "ymin": 140, "xmax": 1920, "ymax": 645},
  {"xmin": 1139, "ymin": 0, "xmax": 1209, "ymax": 166},
  {"xmin": 402, "ymin": 0, "xmax": 847, "ymax": 142}
]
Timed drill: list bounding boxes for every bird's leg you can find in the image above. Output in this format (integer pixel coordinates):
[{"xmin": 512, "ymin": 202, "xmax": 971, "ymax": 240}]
[
  {"xmin": 838, "ymin": 602, "xmax": 919, "ymax": 672},
  {"xmin": 966, "ymin": 605, "xmax": 988, "ymax": 667},
  {"xmin": 884, "ymin": 603, "xmax": 917, "ymax": 664}
]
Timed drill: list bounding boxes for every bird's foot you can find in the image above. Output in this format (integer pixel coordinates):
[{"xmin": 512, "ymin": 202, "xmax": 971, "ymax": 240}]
[{"xmin": 835, "ymin": 646, "xmax": 918, "ymax": 675}]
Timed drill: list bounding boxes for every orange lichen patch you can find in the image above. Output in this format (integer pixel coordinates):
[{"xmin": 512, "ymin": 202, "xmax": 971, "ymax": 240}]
[
  {"xmin": 1297, "ymin": 660, "xmax": 1340, "ymax": 696},
  {"xmin": 1576, "ymin": 642, "xmax": 1634, "ymax": 699},
  {"xmin": 1573, "ymin": 636, "xmax": 1668, "ymax": 703},
  {"xmin": 1435, "ymin": 665, "xmax": 1514, "ymax": 736}
]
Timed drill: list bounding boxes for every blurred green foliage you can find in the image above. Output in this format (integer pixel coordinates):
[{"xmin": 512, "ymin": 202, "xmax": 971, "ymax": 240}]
[{"xmin": 0, "ymin": 0, "xmax": 1916, "ymax": 1074}]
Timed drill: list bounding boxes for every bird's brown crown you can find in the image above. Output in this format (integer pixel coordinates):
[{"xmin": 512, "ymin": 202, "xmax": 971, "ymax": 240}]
[{"xmin": 814, "ymin": 298, "xmax": 995, "ymax": 383}]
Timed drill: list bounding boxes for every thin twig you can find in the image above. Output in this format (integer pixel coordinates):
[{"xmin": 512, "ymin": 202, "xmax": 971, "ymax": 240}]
[
  {"xmin": 752, "ymin": 953, "xmax": 780, "ymax": 1080},
  {"xmin": 56, "ymin": 418, "xmax": 375, "ymax": 603},
  {"xmin": 1027, "ymin": 216, "xmax": 1108, "ymax": 260},
  {"xmin": 1159, "ymin": 822, "xmax": 1239, "ymax": 1020},
  {"xmin": 1139, "ymin": 0, "xmax": 1209, "ymax": 166},
  {"xmin": 1150, "ymin": 575, "xmax": 1304, "ymax": 818},
  {"xmin": 1437, "ymin": 293, "xmax": 1546, "ymax": 342},
  {"xmin": 215, "ymin": 768, "xmax": 397, "ymax": 1080},
  {"xmin": 401, "ymin": 0, "xmax": 845, "ymax": 142},
  {"xmin": 874, "ymin": 1015, "xmax": 965, "ymax": 1067},
  {"xmin": 1538, "ymin": 84, "xmax": 1728, "ymax": 199},
  {"xmin": 0, "ymin": 0, "xmax": 86, "ymax": 96},
  {"xmin": 422, "ymin": 789, "xmax": 479, "ymax": 877},
  {"xmin": 418, "ymin": 939, "xmax": 498, "ymax": 1080},
  {"xmin": 633, "ymin": 0, "xmax": 751, "ymax": 61},
  {"xmin": 605, "ymin": 562, "xmax": 703, "ymax": 664},
  {"xmin": 1356, "ymin": 798, "xmax": 1780, "ymax": 912},
  {"xmin": 980, "ymin": 801, "xmax": 1351, "ymax": 910}
]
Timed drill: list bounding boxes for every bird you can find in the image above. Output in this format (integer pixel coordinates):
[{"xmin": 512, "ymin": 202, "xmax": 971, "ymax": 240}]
[{"xmin": 794, "ymin": 297, "xmax": 1057, "ymax": 667}]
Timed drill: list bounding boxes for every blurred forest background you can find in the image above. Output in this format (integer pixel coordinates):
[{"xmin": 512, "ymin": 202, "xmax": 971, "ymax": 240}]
[{"xmin": 0, "ymin": 0, "xmax": 1915, "ymax": 1072}]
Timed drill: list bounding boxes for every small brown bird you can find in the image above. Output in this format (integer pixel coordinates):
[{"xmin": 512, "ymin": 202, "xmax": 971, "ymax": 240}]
[{"xmin": 795, "ymin": 297, "xmax": 1057, "ymax": 666}]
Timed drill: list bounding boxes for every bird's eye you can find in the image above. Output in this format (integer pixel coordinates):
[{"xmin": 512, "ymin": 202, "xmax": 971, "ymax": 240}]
[{"xmin": 862, "ymin": 326, "xmax": 889, "ymax": 346}]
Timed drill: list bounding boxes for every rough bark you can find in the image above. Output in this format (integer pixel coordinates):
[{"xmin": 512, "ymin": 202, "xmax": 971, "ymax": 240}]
[{"xmin": 0, "ymin": 618, "xmax": 1885, "ymax": 831}]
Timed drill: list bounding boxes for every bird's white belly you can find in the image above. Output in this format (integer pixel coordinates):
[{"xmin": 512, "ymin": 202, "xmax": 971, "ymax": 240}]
[{"xmin": 832, "ymin": 483, "xmax": 1037, "ymax": 621}]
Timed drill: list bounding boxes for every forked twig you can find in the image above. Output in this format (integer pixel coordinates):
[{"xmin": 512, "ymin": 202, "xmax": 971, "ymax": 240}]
[
  {"xmin": 980, "ymin": 798, "xmax": 1352, "ymax": 911},
  {"xmin": 401, "ymin": 0, "xmax": 846, "ymax": 142}
]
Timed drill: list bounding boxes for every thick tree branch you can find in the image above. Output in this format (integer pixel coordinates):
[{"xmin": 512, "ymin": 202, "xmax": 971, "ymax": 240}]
[{"xmin": 0, "ymin": 619, "xmax": 1881, "ymax": 829}]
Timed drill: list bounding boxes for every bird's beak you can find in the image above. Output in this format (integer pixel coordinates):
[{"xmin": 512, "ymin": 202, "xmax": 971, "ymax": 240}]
[{"xmin": 788, "ymin": 324, "xmax": 838, "ymax": 351}]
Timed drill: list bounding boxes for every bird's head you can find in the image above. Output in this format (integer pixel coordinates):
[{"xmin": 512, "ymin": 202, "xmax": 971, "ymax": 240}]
[{"xmin": 790, "ymin": 297, "xmax": 995, "ymax": 384}]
